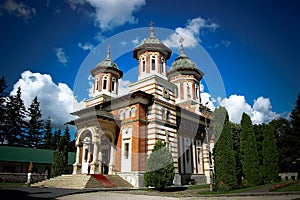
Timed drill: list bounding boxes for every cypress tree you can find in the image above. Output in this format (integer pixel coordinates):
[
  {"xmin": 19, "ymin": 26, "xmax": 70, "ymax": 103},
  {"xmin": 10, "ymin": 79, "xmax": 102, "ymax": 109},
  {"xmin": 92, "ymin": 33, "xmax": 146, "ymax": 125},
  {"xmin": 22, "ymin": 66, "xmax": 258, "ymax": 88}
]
[
  {"xmin": 270, "ymin": 117, "xmax": 292, "ymax": 172},
  {"xmin": 144, "ymin": 140, "xmax": 175, "ymax": 190},
  {"xmin": 214, "ymin": 112, "xmax": 238, "ymax": 191},
  {"xmin": 290, "ymin": 93, "xmax": 300, "ymax": 173},
  {"xmin": 26, "ymin": 96, "xmax": 44, "ymax": 148},
  {"xmin": 262, "ymin": 124, "xmax": 279, "ymax": 183},
  {"xmin": 240, "ymin": 112, "xmax": 262, "ymax": 186},
  {"xmin": 231, "ymin": 122, "xmax": 242, "ymax": 186}
]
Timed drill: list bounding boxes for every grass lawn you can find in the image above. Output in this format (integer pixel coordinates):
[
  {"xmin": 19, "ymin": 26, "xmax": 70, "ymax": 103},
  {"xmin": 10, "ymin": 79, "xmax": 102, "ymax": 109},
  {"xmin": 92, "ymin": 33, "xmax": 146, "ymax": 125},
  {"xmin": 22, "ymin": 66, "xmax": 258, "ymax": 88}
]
[
  {"xmin": 272, "ymin": 181, "xmax": 300, "ymax": 192},
  {"xmin": 0, "ymin": 182, "xmax": 27, "ymax": 187}
]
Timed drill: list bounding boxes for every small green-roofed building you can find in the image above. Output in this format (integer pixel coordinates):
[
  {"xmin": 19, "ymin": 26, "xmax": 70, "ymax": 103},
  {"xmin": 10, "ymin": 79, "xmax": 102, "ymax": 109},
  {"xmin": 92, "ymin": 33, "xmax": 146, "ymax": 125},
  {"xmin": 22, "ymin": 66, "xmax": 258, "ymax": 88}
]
[{"xmin": 0, "ymin": 146, "xmax": 75, "ymax": 174}]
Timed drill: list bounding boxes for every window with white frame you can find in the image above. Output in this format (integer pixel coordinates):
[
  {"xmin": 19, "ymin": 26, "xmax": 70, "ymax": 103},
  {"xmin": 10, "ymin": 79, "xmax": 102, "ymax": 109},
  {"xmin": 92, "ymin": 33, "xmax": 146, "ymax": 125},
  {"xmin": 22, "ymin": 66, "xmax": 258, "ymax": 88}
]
[
  {"xmin": 111, "ymin": 77, "xmax": 116, "ymax": 92},
  {"xmin": 130, "ymin": 107, "xmax": 136, "ymax": 117},
  {"xmin": 151, "ymin": 55, "xmax": 156, "ymax": 70},
  {"xmin": 103, "ymin": 76, "xmax": 108, "ymax": 90},
  {"xmin": 119, "ymin": 110, "xmax": 124, "ymax": 120}
]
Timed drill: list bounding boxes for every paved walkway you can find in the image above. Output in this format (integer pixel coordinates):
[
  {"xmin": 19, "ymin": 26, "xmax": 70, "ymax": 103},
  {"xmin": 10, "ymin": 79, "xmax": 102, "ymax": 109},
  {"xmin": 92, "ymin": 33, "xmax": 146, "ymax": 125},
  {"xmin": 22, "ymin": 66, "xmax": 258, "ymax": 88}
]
[
  {"xmin": 57, "ymin": 191, "xmax": 300, "ymax": 200},
  {"xmin": 1, "ymin": 186, "xmax": 300, "ymax": 200}
]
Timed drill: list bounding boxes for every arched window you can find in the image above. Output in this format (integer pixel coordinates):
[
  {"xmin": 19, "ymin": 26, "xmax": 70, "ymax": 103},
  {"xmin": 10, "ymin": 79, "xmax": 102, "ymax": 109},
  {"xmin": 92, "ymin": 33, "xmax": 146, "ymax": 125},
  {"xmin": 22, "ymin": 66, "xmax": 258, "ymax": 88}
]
[
  {"xmin": 119, "ymin": 110, "xmax": 124, "ymax": 120},
  {"xmin": 151, "ymin": 55, "xmax": 156, "ymax": 70},
  {"xmin": 131, "ymin": 107, "xmax": 136, "ymax": 117},
  {"xmin": 166, "ymin": 110, "xmax": 170, "ymax": 122},
  {"xmin": 160, "ymin": 57, "xmax": 164, "ymax": 73},
  {"xmin": 95, "ymin": 77, "xmax": 99, "ymax": 91},
  {"xmin": 141, "ymin": 56, "xmax": 146, "ymax": 72},
  {"xmin": 125, "ymin": 109, "xmax": 130, "ymax": 119},
  {"xmin": 103, "ymin": 76, "xmax": 108, "ymax": 90},
  {"xmin": 195, "ymin": 85, "xmax": 199, "ymax": 99},
  {"xmin": 111, "ymin": 77, "xmax": 116, "ymax": 92}
]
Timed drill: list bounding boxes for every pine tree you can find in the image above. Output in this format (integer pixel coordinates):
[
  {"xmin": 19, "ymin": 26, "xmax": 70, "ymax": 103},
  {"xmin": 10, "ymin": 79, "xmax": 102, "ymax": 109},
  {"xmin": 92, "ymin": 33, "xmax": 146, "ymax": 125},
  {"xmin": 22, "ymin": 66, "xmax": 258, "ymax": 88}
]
[
  {"xmin": 42, "ymin": 117, "xmax": 54, "ymax": 150},
  {"xmin": 240, "ymin": 112, "xmax": 262, "ymax": 186},
  {"xmin": 5, "ymin": 86, "xmax": 27, "ymax": 146},
  {"xmin": 214, "ymin": 111, "xmax": 238, "ymax": 191},
  {"xmin": 26, "ymin": 96, "xmax": 44, "ymax": 148},
  {"xmin": 0, "ymin": 76, "xmax": 8, "ymax": 144},
  {"xmin": 262, "ymin": 124, "xmax": 279, "ymax": 183},
  {"xmin": 144, "ymin": 140, "xmax": 175, "ymax": 190}
]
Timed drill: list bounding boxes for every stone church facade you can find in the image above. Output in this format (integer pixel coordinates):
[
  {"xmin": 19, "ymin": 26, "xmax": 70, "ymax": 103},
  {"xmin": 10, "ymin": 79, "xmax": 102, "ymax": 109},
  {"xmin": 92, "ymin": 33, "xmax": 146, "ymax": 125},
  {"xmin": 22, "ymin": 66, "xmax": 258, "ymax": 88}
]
[{"xmin": 71, "ymin": 26, "xmax": 213, "ymax": 187}]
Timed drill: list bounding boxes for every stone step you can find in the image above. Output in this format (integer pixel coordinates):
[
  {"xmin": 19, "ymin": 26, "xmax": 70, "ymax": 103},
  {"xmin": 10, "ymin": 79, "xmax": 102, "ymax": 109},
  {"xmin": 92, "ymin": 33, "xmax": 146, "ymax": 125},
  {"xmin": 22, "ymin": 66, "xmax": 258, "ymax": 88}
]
[
  {"xmin": 31, "ymin": 174, "xmax": 133, "ymax": 189},
  {"xmin": 105, "ymin": 175, "xmax": 133, "ymax": 188}
]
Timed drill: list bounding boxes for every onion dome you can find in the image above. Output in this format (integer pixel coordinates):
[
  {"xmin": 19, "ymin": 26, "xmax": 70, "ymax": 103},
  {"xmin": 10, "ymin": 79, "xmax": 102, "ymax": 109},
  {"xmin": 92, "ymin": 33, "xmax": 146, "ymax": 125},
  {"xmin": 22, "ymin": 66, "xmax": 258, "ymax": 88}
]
[
  {"xmin": 133, "ymin": 24, "xmax": 172, "ymax": 60},
  {"xmin": 168, "ymin": 40, "xmax": 204, "ymax": 81},
  {"xmin": 91, "ymin": 46, "xmax": 123, "ymax": 78}
]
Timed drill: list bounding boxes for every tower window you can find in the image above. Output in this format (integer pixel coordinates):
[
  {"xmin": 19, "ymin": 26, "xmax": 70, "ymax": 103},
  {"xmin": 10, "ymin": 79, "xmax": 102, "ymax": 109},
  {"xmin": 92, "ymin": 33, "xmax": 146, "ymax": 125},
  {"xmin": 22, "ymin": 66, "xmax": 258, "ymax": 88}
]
[
  {"xmin": 160, "ymin": 57, "xmax": 164, "ymax": 73},
  {"xmin": 195, "ymin": 86, "xmax": 199, "ymax": 99},
  {"xmin": 166, "ymin": 110, "xmax": 170, "ymax": 122},
  {"xmin": 103, "ymin": 76, "xmax": 107, "ymax": 90},
  {"xmin": 151, "ymin": 57, "xmax": 155, "ymax": 70},
  {"xmin": 95, "ymin": 77, "xmax": 99, "ymax": 91},
  {"xmin": 141, "ymin": 57, "xmax": 146, "ymax": 72},
  {"xmin": 111, "ymin": 78, "xmax": 115, "ymax": 92}
]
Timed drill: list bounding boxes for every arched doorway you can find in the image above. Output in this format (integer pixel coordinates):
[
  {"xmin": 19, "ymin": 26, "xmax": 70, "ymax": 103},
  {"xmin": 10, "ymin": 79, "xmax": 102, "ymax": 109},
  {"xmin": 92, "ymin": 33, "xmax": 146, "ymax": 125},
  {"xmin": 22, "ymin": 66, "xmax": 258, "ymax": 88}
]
[
  {"xmin": 99, "ymin": 133, "xmax": 113, "ymax": 174},
  {"xmin": 81, "ymin": 131, "xmax": 93, "ymax": 174}
]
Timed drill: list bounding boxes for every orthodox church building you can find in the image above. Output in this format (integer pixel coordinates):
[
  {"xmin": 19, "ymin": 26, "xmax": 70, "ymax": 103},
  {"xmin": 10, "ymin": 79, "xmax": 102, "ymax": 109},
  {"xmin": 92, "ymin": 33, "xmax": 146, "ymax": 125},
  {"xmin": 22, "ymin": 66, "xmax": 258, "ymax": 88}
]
[{"xmin": 71, "ymin": 26, "xmax": 213, "ymax": 187}]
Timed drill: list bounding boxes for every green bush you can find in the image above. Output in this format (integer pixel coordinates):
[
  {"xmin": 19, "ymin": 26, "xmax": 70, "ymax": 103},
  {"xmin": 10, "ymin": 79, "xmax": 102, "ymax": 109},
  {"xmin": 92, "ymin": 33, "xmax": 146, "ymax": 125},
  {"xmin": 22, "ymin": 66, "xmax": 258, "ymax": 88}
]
[{"xmin": 144, "ymin": 140, "xmax": 175, "ymax": 191}]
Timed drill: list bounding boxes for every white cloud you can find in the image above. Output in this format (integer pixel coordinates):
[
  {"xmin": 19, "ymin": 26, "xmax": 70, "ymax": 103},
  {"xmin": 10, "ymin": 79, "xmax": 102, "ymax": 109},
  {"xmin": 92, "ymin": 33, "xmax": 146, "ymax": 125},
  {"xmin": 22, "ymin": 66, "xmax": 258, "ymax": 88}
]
[
  {"xmin": 10, "ymin": 71, "xmax": 84, "ymax": 128},
  {"xmin": 131, "ymin": 37, "xmax": 139, "ymax": 45},
  {"xmin": 0, "ymin": 0, "xmax": 36, "ymax": 22},
  {"xmin": 67, "ymin": 0, "xmax": 146, "ymax": 32},
  {"xmin": 218, "ymin": 94, "xmax": 280, "ymax": 124},
  {"xmin": 163, "ymin": 16, "xmax": 219, "ymax": 48},
  {"xmin": 118, "ymin": 79, "xmax": 131, "ymax": 97},
  {"xmin": 78, "ymin": 42, "xmax": 95, "ymax": 51},
  {"xmin": 55, "ymin": 47, "xmax": 68, "ymax": 66}
]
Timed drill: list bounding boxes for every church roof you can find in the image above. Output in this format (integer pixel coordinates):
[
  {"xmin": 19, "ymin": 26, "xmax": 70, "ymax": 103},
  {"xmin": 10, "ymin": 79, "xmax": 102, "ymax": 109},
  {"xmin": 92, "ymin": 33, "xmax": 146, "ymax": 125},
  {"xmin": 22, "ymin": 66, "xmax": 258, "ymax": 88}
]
[
  {"xmin": 133, "ymin": 25, "xmax": 172, "ymax": 59},
  {"xmin": 90, "ymin": 47, "xmax": 123, "ymax": 78}
]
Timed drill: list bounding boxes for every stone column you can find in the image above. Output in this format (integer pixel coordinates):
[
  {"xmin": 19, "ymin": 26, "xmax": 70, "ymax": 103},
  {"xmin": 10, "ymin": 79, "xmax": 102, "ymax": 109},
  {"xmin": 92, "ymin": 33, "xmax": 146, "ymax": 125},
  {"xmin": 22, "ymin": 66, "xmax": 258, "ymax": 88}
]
[
  {"xmin": 72, "ymin": 145, "xmax": 81, "ymax": 174},
  {"xmin": 90, "ymin": 143, "xmax": 99, "ymax": 174},
  {"xmin": 108, "ymin": 145, "xmax": 115, "ymax": 174}
]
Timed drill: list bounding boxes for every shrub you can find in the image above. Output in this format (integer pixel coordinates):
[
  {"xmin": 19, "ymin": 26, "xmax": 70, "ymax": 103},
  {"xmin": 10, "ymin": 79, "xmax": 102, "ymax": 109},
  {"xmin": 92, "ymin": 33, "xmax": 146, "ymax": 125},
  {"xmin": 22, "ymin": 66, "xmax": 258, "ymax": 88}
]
[{"xmin": 144, "ymin": 140, "xmax": 175, "ymax": 191}]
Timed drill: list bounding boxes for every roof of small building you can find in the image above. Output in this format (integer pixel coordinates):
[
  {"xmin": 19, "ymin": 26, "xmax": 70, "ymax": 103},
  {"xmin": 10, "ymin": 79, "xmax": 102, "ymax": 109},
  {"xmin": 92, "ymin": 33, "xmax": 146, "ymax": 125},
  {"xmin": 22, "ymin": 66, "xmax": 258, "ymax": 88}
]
[{"xmin": 0, "ymin": 146, "xmax": 75, "ymax": 165}]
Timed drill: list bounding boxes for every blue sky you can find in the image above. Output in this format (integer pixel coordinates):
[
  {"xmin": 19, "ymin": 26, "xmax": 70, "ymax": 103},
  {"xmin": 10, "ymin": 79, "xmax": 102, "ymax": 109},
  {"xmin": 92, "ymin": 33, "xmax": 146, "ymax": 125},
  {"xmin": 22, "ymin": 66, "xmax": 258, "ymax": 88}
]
[{"xmin": 0, "ymin": 0, "xmax": 299, "ymax": 128}]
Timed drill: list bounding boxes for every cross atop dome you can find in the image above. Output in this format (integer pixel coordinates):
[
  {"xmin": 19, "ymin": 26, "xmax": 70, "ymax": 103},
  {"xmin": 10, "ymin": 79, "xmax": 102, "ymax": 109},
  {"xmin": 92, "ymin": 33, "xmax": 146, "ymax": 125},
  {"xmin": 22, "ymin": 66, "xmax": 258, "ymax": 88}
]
[
  {"xmin": 149, "ymin": 21, "xmax": 155, "ymax": 38},
  {"xmin": 179, "ymin": 37, "xmax": 185, "ymax": 56},
  {"xmin": 106, "ymin": 44, "xmax": 111, "ymax": 60}
]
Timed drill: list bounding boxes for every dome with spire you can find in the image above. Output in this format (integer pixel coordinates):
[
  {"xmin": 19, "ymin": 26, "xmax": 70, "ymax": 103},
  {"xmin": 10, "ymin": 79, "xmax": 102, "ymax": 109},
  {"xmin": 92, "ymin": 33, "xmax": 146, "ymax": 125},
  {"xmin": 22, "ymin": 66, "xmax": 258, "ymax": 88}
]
[
  {"xmin": 168, "ymin": 38, "xmax": 204, "ymax": 80},
  {"xmin": 133, "ymin": 22, "xmax": 172, "ymax": 59},
  {"xmin": 91, "ymin": 46, "xmax": 123, "ymax": 78}
]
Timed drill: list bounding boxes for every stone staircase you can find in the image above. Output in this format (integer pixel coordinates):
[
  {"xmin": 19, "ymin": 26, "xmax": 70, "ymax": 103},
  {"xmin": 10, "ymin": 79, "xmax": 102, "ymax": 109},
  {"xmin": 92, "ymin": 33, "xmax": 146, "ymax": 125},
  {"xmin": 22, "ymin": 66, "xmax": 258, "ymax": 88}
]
[{"xmin": 32, "ymin": 174, "xmax": 133, "ymax": 189}]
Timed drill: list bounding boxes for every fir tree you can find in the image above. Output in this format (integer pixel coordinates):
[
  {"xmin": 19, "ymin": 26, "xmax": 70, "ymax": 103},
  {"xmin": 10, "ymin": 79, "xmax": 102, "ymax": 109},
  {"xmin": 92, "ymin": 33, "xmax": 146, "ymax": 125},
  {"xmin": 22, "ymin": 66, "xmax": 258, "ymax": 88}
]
[
  {"xmin": 51, "ymin": 150, "xmax": 67, "ymax": 177},
  {"xmin": 42, "ymin": 117, "xmax": 54, "ymax": 150},
  {"xmin": 26, "ymin": 96, "xmax": 44, "ymax": 148},
  {"xmin": 262, "ymin": 124, "xmax": 279, "ymax": 183},
  {"xmin": 240, "ymin": 113, "xmax": 262, "ymax": 186},
  {"xmin": 144, "ymin": 140, "xmax": 175, "ymax": 190},
  {"xmin": 214, "ymin": 110, "xmax": 238, "ymax": 191},
  {"xmin": 0, "ymin": 76, "xmax": 8, "ymax": 144},
  {"xmin": 5, "ymin": 86, "xmax": 27, "ymax": 146}
]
